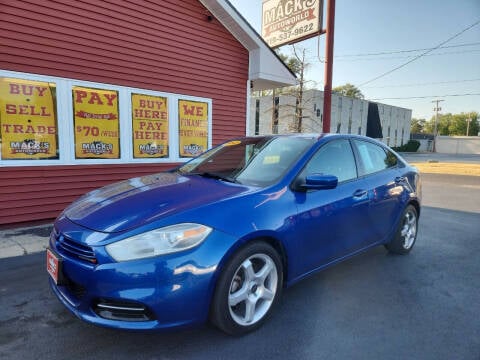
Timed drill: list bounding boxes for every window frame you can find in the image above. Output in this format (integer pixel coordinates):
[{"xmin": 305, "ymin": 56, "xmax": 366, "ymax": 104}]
[
  {"xmin": 0, "ymin": 70, "xmax": 212, "ymax": 167},
  {"xmin": 294, "ymin": 138, "xmax": 359, "ymax": 188},
  {"xmin": 351, "ymin": 138, "xmax": 399, "ymax": 177}
]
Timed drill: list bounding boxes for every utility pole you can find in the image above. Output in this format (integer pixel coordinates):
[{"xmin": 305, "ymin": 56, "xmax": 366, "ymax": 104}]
[
  {"xmin": 322, "ymin": 0, "xmax": 336, "ymax": 133},
  {"xmin": 431, "ymin": 99, "xmax": 444, "ymax": 152},
  {"xmin": 466, "ymin": 118, "xmax": 472, "ymax": 136}
]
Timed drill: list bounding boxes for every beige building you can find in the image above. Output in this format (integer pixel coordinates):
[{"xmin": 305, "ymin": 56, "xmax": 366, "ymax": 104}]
[{"xmin": 250, "ymin": 89, "xmax": 412, "ymax": 147}]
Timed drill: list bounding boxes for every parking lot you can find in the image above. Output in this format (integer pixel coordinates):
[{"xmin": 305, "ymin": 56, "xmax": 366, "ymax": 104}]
[{"xmin": 1, "ymin": 165, "xmax": 479, "ymax": 359}]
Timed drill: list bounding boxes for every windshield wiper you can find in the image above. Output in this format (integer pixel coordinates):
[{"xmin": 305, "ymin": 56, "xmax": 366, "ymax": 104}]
[{"xmin": 195, "ymin": 172, "xmax": 237, "ymax": 183}]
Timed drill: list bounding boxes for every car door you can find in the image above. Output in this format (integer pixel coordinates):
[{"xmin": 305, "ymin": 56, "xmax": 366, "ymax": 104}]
[
  {"xmin": 290, "ymin": 139, "xmax": 372, "ymax": 278},
  {"xmin": 351, "ymin": 139, "xmax": 405, "ymax": 242}
]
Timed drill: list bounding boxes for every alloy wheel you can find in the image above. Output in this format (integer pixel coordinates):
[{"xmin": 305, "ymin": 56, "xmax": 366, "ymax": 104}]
[
  {"xmin": 228, "ymin": 253, "xmax": 278, "ymax": 326},
  {"xmin": 401, "ymin": 208, "xmax": 417, "ymax": 250}
]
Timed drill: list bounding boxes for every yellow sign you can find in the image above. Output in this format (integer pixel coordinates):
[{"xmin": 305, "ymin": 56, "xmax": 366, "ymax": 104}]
[
  {"xmin": 0, "ymin": 77, "xmax": 58, "ymax": 160},
  {"xmin": 178, "ymin": 100, "xmax": 208, "ymax": 157},
  {"xmin": 224, "ymin": 140, "xmax": 242, "ymax": 146},
  {"xmin": 132, "ymin": 94, "xmax": 168, "ymax": 158},
  {"xmin": 73, "ymin": 86, "xmax": 120, "ymax": 159}
]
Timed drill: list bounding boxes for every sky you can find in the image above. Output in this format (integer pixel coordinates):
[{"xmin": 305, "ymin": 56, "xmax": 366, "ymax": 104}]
[{"xmin": 229, "ymin": 0, "xmax": 480, "ymax": 121}]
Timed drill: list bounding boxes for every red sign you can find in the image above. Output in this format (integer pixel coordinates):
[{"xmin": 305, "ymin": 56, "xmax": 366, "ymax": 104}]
[{"xmin": 46, "ymin": 248, "xmax": 59, "ymax": 284}]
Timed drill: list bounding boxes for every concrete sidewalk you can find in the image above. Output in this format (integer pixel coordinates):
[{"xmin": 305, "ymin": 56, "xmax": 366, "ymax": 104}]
[
  {"xmin": 0, "ymin": 224, "xmax": 52, "ymax": 259},
  {"xmin": 400, "ymin": 152, "xmax": 480, "ymax": 164}
]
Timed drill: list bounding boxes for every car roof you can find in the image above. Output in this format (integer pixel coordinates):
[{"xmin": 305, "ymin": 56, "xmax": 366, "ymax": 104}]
[{"xmin": 244, "ymin": 133, "xmax": 383, "ymax": 143}]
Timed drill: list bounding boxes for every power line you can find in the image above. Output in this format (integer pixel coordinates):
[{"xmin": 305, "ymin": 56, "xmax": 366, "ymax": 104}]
[
  {"xmin": 308, "ymin": 42, "xmax": 480, "ymax": 62},
  {"xmin": 334, "ymin": 41, "xmax": 480, "ymax": 58},
  {"xmin": 369, "ymin": 93, "xmax": 480, "ymax": 100},
  {"xmin": 309, "ymin": 49, "xmax": 480, "ymax": 62},
  {"xmin": 357, "ymin": 19, "xmax": 480, "ymax": 87},
  {"xmin": 343, "ymin": 49, "xmax": 480, "ymax": 61},
  {"xmin": 363, "ymin": 78, "xmax": 480, "ymax": 89}
]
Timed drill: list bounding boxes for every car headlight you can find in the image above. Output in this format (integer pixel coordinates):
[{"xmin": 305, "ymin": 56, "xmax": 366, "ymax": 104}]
[{"xmin": 105, "ymin": 223, "xmax": 212, "ymax": 262}]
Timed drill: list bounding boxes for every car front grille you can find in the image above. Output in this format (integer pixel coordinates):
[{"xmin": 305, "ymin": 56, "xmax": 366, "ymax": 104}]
[
  {"xmin": 65, "ymin": 277, "xmax": 87, "ymax": 299},
  {"xmin": 93, "ymin": 299, "xmax": 155, "ymax": 322},
  {"xmin": 57, "ymin": 235, "xmax": 97, "ymax": 264}
]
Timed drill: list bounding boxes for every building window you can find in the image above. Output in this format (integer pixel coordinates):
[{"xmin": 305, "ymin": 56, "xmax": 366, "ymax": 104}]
[
  {"xmin": 255, "ymin": 99, "xmax": 260, "ymax": 135},
  {"xmin": 273, "ymin": 96, "xmax": 279, "ymax": 134},
  {"xmin": 178, "ymin": 100, "xmax": 209, "ymax": 158},
  {"xmin": 0, "ymin": 70, "xmax": 212, "ymax": 166},
  {"xmin": 72, "ymin": 86, "xmax": 120, "ymax": 159},
  {"xmin": 131, "ymin": 93, "xmax": 169, "ymax": 158}
]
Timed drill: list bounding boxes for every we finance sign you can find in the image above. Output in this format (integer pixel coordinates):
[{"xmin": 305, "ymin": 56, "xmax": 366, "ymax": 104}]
[{"xmin": 262, "ymin": 0, "xmax": 323, "ymax": 48}]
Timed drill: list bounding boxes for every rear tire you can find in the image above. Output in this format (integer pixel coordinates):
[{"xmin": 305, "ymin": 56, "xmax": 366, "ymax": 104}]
[
  {"xmin": 385, "ymin": 204, "xmax": 418, "ymax": 255},
  {"xmin": 210, "ymin": 242, "xmax": 283, "ymax": 335}
]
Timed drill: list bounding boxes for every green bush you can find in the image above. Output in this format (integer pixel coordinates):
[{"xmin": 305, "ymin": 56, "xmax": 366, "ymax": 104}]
[{"xmin": 392, "ymin": 140, "xmax": 420, "ymax": 152}]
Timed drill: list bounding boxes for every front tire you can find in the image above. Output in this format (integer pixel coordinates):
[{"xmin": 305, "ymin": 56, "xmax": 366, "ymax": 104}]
[
  {"xmin": 385, "ymin": 204, "xmax": 418, "ymax": 254},
  {"xmin": 210, "ymin": 242, "xmax": 283, "ymax": 335}
]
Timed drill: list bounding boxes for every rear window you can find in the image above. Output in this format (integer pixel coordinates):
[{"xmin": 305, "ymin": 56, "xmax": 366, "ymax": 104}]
[{"xmin": 353, "ymin": 140, "xmax": 398, "ymax": 176}]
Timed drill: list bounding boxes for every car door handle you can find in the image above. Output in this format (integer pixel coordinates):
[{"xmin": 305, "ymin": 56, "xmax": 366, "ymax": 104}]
[
  {"xmin": 395, "ymin": 176, "xmax": 406, "ymax": 183},
  {"xmin": 353, "ymin": 189, "xmax": 368, "ymax": 199}
]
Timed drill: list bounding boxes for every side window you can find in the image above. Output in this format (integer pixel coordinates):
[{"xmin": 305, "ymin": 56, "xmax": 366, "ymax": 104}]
[
  {"xmin": 386, "ymin": 149, "xmax": 398, "ymax": 167},
  {"xmin": 353, "ymin": 140, "xmax": 397, "ymax": 176},
  {"xmin": 304, "ymin": 139, "xmax": 357, "ymax": 182}
]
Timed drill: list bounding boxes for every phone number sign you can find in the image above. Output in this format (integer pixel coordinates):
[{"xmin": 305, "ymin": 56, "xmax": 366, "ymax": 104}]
[{"xmin": 262, "ymin": 0, "xmax": 323, "ymax": 48}]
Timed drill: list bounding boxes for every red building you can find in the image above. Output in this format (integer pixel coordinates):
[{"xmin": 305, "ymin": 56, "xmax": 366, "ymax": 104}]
[{"xmin": 0, "ymin": 0, "xmax": 295, "ymax": 226}]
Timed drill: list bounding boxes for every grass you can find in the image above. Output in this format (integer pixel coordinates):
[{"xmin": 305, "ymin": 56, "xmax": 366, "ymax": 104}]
[{"xmin": 410, "ymin": 162, "xmax": 480, "ymax": 176}]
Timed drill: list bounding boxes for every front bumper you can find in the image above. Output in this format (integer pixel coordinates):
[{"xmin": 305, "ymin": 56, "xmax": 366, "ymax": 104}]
[{"xmin": 48, "ymin": 225, "xmax": 237, "ymax": 331}]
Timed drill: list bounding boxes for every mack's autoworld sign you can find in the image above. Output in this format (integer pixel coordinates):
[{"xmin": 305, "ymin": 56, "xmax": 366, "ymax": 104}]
[{"xmin": 262, "ymin": 0, "xmax": 323, "ymax": 48}]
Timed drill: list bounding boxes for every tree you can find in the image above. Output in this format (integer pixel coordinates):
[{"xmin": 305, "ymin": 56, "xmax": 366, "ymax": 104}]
[
  {"xmin": 410, "ymin": 118, "xmax": 426, "ymax": 133},
  {"xmin": 290, "ymin": 46, "xmax": 308, "ymax": 132},
  {"xmin": 465, "ymin": 114, "xmax": 479, "ymax": 136},
  {"xmin": 277, "ymin": 52, "xmax": 302, "ymax": 77},
  {"xmin": 256, "ymin": 46, "xmax": 313, "ymax": 133},
  {"xmin": 332, "ymin": 83, "xmax": 364, "ymax": 99},
  {"xmin": 448, "ymin": 112, "xmax": 479, "ymax": 136},
  {"xmin": 424, "ymin": 112, "xmax": 478, "ymax": 136}
]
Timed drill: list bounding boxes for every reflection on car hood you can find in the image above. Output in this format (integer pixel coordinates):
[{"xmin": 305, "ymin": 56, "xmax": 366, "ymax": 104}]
[{"xmin": 64, "ymin": 172, "xmax": 249, "ymax": 233}]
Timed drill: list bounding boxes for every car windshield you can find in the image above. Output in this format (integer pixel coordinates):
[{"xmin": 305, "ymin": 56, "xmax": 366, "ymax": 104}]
[{"xmin": 177, "ymin": 136, "xmax": 314, "ymax": 186}]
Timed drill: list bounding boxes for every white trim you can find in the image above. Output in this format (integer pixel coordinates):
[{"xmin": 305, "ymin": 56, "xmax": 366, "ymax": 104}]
[
  {"xmin": 245, "ymin": 80, "xmax": 251, "ymax": 136},
  {"xmin": 0, "ymin": 70, "xmax": 212, "ymax": 167}
]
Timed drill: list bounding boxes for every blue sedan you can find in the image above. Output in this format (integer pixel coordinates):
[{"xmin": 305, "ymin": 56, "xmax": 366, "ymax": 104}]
[{"xmin": 47, "ymin": 134, "xmax": 421, "ymax": 335}]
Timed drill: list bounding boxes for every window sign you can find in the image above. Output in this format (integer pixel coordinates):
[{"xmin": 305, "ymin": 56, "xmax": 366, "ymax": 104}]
[
  {"xmin": 0, "ymin": 77, "xmax": 58, "ymax": 160},
  {"xmin": 72, "ymin": 86, "xmax": 120, "ymax": 159},
  {"xmin": 0, "ymin": 70, "xmax": 212, "ymax": 166},
  {"xmin": 178, "ymin": 99, "xmax": 208, "ymax": 158},
  {"xmin": 131, "ymin": 93, "xmax": 169, "ymax": 158}
]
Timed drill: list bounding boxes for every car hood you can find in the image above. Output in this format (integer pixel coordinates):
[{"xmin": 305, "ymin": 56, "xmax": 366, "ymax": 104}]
[{"xmin": 64, "ymin": 172, "xmax": 250, "ymax": 233}]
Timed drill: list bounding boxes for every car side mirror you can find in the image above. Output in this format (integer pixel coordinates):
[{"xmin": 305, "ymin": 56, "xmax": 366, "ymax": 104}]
[{"xmin": 301, "ymin": 174, "xmax": 338, "ymax": 190}]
